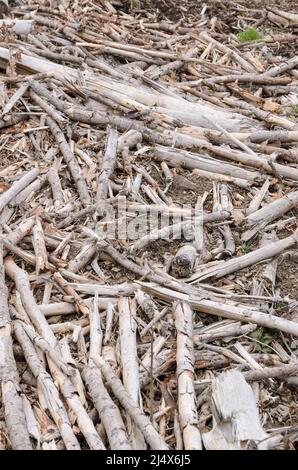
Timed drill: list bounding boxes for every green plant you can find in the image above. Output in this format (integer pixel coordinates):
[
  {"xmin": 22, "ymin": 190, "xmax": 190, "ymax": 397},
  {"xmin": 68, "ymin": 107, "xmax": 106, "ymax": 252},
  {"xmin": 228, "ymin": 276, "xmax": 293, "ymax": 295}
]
[
  {"xmin": 130, "ymin": 0, "xmax": 141, "ymax": 8},
  {"xmin": 249, "ymin": 328, "xmax": 273, "ymax": 353},
  {"xmin": 239, "ymin": 243, "xmax": 249, "ymax": 254},
  {"xmin": 237, "ymin": 28, "xmax": 263, "ymax": 43},
  {"xmin": 291, "ymin": 105, "xmax": 298, "ymax": 116},
  {"xmin": 274, "ymin": 300, "xmax": 289, "ymax": 312}
]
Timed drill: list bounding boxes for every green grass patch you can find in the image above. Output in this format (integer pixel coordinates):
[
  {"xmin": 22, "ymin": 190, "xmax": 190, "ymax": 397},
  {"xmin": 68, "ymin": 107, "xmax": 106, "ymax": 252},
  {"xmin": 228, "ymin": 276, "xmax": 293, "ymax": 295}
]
[
  {"xmin": 292, "ymin": 104, "xmax": 298, "ymax": 115},
  {"xmin": 237, "ymin": 28, "xmax": 263, "ymax": 43}
]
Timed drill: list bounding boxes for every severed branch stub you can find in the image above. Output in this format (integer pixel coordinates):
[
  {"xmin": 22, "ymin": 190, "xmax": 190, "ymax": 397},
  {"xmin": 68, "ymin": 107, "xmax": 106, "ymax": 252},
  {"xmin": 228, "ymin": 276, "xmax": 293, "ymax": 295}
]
[{"xmin": 170, "ymin": 244, "xmax": 197, "ymax": 278}]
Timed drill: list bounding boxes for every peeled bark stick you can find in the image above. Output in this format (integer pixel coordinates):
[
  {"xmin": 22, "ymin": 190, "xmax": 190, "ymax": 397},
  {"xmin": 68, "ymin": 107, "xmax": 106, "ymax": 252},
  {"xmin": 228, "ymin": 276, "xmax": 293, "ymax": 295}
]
[
  {"xmin": 103, "ymin": 302, "xmax": 114, "ymax": 345},
  {"xmin": 193, "ymin": 322, "xmax": 256, "ymax": 343},
  {"xmin": 174, "ymin": 302, "xmax": 202, "ymax": 450},
  {"xmin": 83, "ymin": 367, "xmax": 132, "ymax": 450},
  {"xmin": 39, "ymin": 302, "xmax": 76, "ymax": 316},
  {"xmin": 140, "ymin": 307, "xmax": 168, "ymax": 338},
  {"xmin": 1, "ymin": 83, "xmax": 29, "ymax": 116},
  {"xmin": 246, "ymin": 178, "xmax": 270, "ymax": 216},
  {"xmin": 119, "ymin": 297, "xmax": 146, "ymax": 449},
  {"xmin": 259, "ymin": 232, "xmax": 278, "ymax": 286},
  {"xmin": 92, "ymin": 355, "xmax": 169, "ymax": 450},
  {"xmin": 246, "ymin": 191, "xmax": 298, "ymax": 227},
  {"xmin": 266, "ymin": 8, "xmax": 298, "ymax": 23},
  {"xmin": 13, "ymin": 321, "xmax": 80, "ymax": 450},
  {"xmin": 27, "ymin": 318, "xmax": 105, "ymax": 452},
  {"xmin": 141, "ymin": 283, "xmax": 298, "ymax": 337},
  {"xmin": 250, "ymin": 130, "xmax": 298, "ymax": 143},
  {"xmin": 21, "ymin": 394, "xmax": 39, "ymax": 443},
  {"xmin": 0, "ymin": 241, "xmax": 32, "ymax": 450},
  {"xmin": 244, "ymin": 362, "xmax": 298, "ymax": 382},
  {"xmin": 199, "ymin": 31, "xmax": 255, "ymax": 72},
  {"xmin": 0, "ymin": 19, "xmax": 33, "ymax": 35},
  {"xmin": 139, "ymin": 336, "xmax": 167, "ymax": 386},
  {"xmin": 3, "ymin": 239, "xmax": 47, "ymax": 268},
  {"xmin": 202, "ymin": 73, "xmax": 291, "ymax": 86},
  {"xmin": 12, "ymin": 173, "xmax": 47, "ymax": 207},
  {"xmin": 262, "ymin": 57, "xmax": 298, "ymax": 77},
  {"xmin": 56, "ymin": 204, "xmax": 97, "ymax": 229},
  {"xmin": 29, "ymin": 81, "xmax": 245, "ymax": 145},
  {"xmin": 192, "ymin": 169, "xmax": 251, "ymax": 189},
  {"xmin": 132, "ymin": 165, "xmax": 172, "ymax": 205},
  {"xmin": 243, "ymin": 191, "xmax": 298, "ymax": 241},
  {"xmin": 29, "ymin": 89, "xmax": 65, "ymax": 123},
  {"xmin": 45, "ymin": 116, "xmax": 91, "ymax": 207},
  {"xmin": 154, "ymin": 146, "xmax": 260, "ymax": 182},
  {"xmin": 0, "ymin": 168, "xmax": 39, "ymax": 212},
  {"xmin": 97, "ymin": 126, "xmax": 118, "ymax": 203},
  {"xmin": 20, "ymin": 321, "xmax": 75, "ymax": 377},
  {"xmin": 83, "ymin": 296, "xmax": 131, "ymax": 450},
  {"xmin": 171, "ymin": 245, "xmax": 197, "ymax": 278},
  {"xmin": 53, "ymin": 271, "xmax": 89, "ymax": 316},
  {"xmin": 47, "ymin": 168, "xmax": 64, "ymax": 208},
  {"xmin": 59, "ymin": 336, "xmax": 87, "ymax": 407},
  {"xmin": 190, "ymin": 230, "xmax": 298, "ymax": 282},
  {"xmin": 135, "ymin": 289, "xmax": 157, "ymax": 320},
  {"xmin": 32, "ymin": 217, "xmax": 48, "ymax": 276},
  {"xmin": 3, "ymin": 217, "xmax": 35, "ymax": 256},
  {"xmin": 4, "ymin": 257, "xmax": 57, "ymax": 346},
  {"xmin": 67, "ymin": 243, "xmax": 97, "ymax": 273}
]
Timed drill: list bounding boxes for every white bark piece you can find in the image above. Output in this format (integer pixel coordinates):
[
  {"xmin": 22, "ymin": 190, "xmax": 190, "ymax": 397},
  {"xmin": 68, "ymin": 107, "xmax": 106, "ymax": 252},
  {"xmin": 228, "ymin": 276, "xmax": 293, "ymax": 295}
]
[{"xmin": 202, "ymin": 370, "xmax": 268, "ymax": 450}]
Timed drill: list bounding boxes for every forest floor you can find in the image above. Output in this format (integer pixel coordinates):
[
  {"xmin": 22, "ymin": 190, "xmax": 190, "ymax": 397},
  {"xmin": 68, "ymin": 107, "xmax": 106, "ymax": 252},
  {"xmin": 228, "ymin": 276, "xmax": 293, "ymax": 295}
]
[{"xmin": 0, "ymin": 0, "xmax": 298, "ymax": 451}]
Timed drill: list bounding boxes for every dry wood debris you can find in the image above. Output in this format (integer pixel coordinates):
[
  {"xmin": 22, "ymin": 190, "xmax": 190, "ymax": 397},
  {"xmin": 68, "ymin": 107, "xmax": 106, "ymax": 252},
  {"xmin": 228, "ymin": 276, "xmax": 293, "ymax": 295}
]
[{"xmin": 0, "ymin": 0, "xmax": 298, "ymax": 450}]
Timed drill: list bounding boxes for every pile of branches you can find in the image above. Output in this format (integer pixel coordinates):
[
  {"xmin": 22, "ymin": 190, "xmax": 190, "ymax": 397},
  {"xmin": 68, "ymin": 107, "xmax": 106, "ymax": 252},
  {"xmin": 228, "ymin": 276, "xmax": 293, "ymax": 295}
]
[{"xmin": 0, "ymin": 0, "xmax": 298, "ymax": 450}]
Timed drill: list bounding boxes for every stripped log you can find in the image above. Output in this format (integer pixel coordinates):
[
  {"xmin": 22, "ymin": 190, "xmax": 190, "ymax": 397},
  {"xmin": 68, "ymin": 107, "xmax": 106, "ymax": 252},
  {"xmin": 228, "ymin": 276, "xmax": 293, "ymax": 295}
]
[
  {"xmin": 174, "ymin": 302, "xmax": 202, "ymax": 450},
  {"xmin": 0, "ymin": 240, "xmax": 32, "ymax": 450}
]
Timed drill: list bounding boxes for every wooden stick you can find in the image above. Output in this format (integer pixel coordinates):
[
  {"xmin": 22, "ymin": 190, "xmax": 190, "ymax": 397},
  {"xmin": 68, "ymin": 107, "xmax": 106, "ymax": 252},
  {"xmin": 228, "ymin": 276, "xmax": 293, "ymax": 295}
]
[
  {"xmin": 0, "ymin": 240, "xmax": 32, "ymax": 450},
  {"xmin": 0, "ymin": 168, "xmax": 39, "ymax": 212},
  {"xmin": 119, "ymin": 297, "xmax": 146, "ymax": 449},
  {"xmin": 96, "ymin": 126, "xmax": 118, "ymax": 203},
  {"xmin": 92, "ymin": 355, "xmax": 168, "ymax": 450},
  {"xmin": 174, "ymin": 302, "xmax": 202, "ymax": 449},
  {"xmin": 46, "ymin": 116, "xmax": 91, "ymax": 207}
]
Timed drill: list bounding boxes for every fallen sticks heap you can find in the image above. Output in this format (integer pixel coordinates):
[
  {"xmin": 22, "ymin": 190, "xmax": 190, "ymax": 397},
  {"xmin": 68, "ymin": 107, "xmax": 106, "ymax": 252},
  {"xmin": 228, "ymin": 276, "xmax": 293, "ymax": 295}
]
[{"xmin": 0, "ymin": 0, "xmax": 298, "ymax": 451}]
